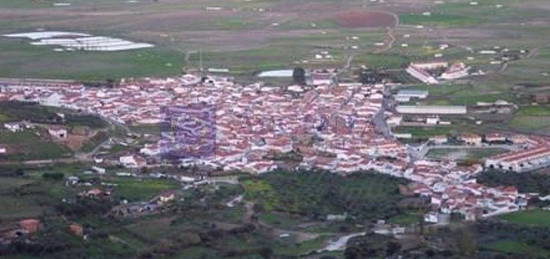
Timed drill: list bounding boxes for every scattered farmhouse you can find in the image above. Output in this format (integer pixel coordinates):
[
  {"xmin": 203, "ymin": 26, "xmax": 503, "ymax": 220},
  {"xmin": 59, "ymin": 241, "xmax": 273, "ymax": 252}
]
[
  {"xmin": 119, "ymin": 154, "xmax": 147, "ymax": 168},
  {"xmin": 48, "ymin": 125, "xmax": 68, "ymax": 139},
  {"xmin": 4, "ymin": 122, "xmax": 22, "ymax": 133}
]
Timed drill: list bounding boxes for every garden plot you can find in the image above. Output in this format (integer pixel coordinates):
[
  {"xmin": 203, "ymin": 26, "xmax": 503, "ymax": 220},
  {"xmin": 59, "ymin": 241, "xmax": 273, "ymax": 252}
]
[{"xmin": 3, "ymin": 31, "xmax": 154, "ymax": 52}]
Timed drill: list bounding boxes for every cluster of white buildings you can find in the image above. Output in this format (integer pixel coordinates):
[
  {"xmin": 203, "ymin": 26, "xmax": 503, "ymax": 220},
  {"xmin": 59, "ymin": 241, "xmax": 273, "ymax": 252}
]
[
  {"xmin": 406, "ymin": 61, "xmax": 470, "ymax": 85},
  {"xmin": 406, "ymin": 160, "xmax": 527, "ymax": 222},
  {"xmin": 485, "ymin": 136, "xmax": 550, "ymax": 173},
  {"xmin": 0, "ymin": 73, "xmax": 544, "ymax": 222},
  {"xmin": 0, "ymin": 75, "xmax": 397, "ymax": 174}
]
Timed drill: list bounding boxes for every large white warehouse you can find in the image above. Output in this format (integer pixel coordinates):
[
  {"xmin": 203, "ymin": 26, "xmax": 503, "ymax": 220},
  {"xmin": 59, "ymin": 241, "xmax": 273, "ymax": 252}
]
[{"xmin": 396, "ymin": 105, "xmax": 467, "ymax": 114}]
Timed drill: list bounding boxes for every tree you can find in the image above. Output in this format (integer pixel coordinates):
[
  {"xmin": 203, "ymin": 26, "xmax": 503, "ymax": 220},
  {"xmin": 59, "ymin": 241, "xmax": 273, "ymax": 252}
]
[
  {"xmin": 15, "ymin": 168, "xmax": 25, "ymax": 177},
  {"xmin": 292, "ymin": 67, "xmax": 306, "ymax": 85},
  {"xmin": 42, "ymin": 172, "xmax": 64, "ymax": 181},
  {"xmin": 106, "ymin": 79, "xmax": 116, "ymax": 88},
  {"xmin": 258, "ymin": 247, "xmax": 273, "ymax": 258},
  {"xmin": 386, "ymin": 240, "xmax": 401, "ymax": 256},
  {"xmin": 358, "ymin": 68, "xmax": 381, "ymax": 84},
  {"xmin": 456, "ymin": 228, "xmax": 476, "ymax": 257}
]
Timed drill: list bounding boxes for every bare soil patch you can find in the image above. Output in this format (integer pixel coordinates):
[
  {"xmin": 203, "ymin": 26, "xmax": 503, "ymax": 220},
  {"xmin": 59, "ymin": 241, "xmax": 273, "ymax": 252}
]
[{"xmin": 334, "ymin": 11, "xmax": 396, "ymax": 28}]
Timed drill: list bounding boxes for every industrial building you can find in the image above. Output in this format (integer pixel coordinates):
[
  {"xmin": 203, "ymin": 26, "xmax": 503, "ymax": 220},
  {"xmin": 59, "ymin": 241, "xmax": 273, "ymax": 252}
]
[
  {"xmin": 395, "ymin": 90, "xmax": 429, "ymax": 102},
  {"xmin": 406, "ymin": 65, "xmax": 439, "ymax": 85},
  {"xmin": 396, "ymin": 105, "xmax": 467, "ymax": 115}
]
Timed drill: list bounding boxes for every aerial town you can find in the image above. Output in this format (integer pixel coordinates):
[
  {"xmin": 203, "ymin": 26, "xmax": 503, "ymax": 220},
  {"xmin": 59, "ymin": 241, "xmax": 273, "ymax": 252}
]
[
  {"xmin": 1, "ymin": 68, "xmax": 549, "ymax": 225},
  {"xmin": 2, "ymin": 0, "xmax": 550, "ymax": 257}
]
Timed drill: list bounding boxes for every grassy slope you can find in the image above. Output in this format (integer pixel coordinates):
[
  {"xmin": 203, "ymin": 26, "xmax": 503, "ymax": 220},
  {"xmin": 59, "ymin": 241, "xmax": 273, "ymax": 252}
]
[
  {"xmin": 500, "ymin": 209, "xmax": 550, "ymax": 227},
  {"xmin": 483, "ymin": 240, "xmax": 550, "ymax": 257},
  {"xmin": 0, "ymin": 129, "xmax": 71, "ymax": 161}
]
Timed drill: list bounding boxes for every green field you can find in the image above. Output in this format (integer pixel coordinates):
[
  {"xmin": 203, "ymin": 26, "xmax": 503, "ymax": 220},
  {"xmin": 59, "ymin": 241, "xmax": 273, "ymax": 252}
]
[
  {"xmin": 516, "ymin": 105, "xmax": 550, "ymax": 116},
  {"xmin": 400, "ymin": 13, "xmax": 483, "ymax": 27},
  {"xmin": 0, "ymin": 171, "xmax": 78, "ymax": 221},
  {"xmin": 483, "ymin": 240, "xmax": 550, "ymax": 257},
  {"xmin": 509, "ymin": 115, "xmax": 550, "ymax": 132},
  {"xmin": 0, "ymin": 102, "xmax": 106, "ymax": 128},
  {"xmin": 388, "ymin": 212, "xmax": 422, "ymax": 226},
  {"xmin": 258, "ymin": 211, "xmax": 303, "ymax": 230},
  {"xmin": 0, "ymin": 38, "xmax": 184, "ymax": 81},
  {"xmin": 0, "ymin": 113, "xmax": 11, "ymax": 122},
  {"xmin": 106, "ymin": 177, "xmax": 180, "ymax": 202},
  {"xmin": 0, "ymin": 129, "xmax": 71, "ymax": 161},
  {"xmin": 394, "ymin": 126, "xmax": 452, "ymax": 138},
  {"xmin": 499, "ymin": 209, "xmax": 550, "ymax": 227},
  {"xmin": 426, "ymin": 148, "xmax": 508, "ymax": 161}
]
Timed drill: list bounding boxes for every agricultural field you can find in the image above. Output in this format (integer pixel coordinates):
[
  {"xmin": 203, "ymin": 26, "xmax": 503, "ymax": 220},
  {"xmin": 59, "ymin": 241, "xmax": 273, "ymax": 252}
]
[
  {"xmin": 106, "ymin": 177, "xmax": 181, "ymax": 202},
  {"xmin": 0, "ymin": 129, "xmax": 72, "ymax": 161},
  {"xmin": 499, "ymin": 209, "xmax": 550, "ymax": 227},
  {"xmin": 0, "ymin": 38, "xmax": 184, "ymax": 81},
  {"xmin": 505, "ymin": 104, "xmax": 550, "ymax": 134},
  {"xmin": 0, "ymin": 101, "xmax": 113, "ymax": 156},
  {"xmin": 0, "ymin": 169, "xmax": 418, "ymax": 258},
  {"xmin": 393, "ymin": 126, "xmax": 453, "ymax": 139},
  {"xmin": 0, "ymin": 101, "xmax": 107, "ymax": 129},
  {"xmin": 0, "ymin": 0, "xmax": 399, "ymax": 80},
  {"xmin": 0, "ymin": 164, "xmax": 86, "ymax": 221},
  {"xmin": 0, "ymin": 0, "xmax": 547, "ymax": 85},
  {"xmin": 481, "ymin": 240, "xmax": 550, "ymax": 257}
]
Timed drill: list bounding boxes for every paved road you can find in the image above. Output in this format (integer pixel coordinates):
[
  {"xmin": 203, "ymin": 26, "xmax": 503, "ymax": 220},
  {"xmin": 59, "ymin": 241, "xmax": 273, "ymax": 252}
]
[
  {"xmin": 317, "ymin": 232, "xmax": 366, "ymax": 252},
  {"xmin": 373, "ymin": 85, "xmax": 392, "ymax": 138}
]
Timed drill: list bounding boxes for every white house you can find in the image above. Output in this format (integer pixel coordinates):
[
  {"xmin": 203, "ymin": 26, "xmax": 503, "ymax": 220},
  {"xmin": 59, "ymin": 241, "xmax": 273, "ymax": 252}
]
[
  {"xmin": 48, "ymin": 126, "xmax": 68, "ymax": 139},
  {"xmin": 4, "ymin": 122, "xmax": 22, "ymax": 133},
  {"xmin": 119, "ymin": 154, "xmax": 147, "ymax": 168},
  {"xmin": 424, "ymin": 212, "xmax": 439, "ymax": 223}
]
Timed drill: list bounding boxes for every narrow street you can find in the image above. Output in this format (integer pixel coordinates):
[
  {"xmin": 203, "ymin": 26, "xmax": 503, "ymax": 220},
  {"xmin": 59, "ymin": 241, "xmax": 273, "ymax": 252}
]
[{"xmin": 373, "ymin": 85, "xmax": 392, "ymax": 138}]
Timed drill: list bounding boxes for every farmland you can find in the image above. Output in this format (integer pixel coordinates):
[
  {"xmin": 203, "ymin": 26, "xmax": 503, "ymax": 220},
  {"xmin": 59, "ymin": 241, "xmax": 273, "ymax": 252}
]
[
  {"xmin": 0, "ymin": 129, "xmax": 71, "ymax": 161},
  {"xmin": 0, "ymin": 168, "xmax": 415, "ymax": 258},
  {"xmin": 499, "ymin": 209, "xmax": 550, "ymax": 227},
  {"xmin": 0, "ymin": 0, "xmax": 547, "ymax": 85},
  {"xmin": 482, "ymin": 240, "xmax": 550, "ymax": 257}
]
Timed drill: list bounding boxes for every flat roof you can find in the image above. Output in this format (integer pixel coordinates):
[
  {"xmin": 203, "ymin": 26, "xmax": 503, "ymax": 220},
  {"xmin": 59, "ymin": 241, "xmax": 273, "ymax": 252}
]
[
  {"xmin": 396, "ymin": 105, "xmax": 467, "ymax": 114},
  {"xmin": 397, "ymin": 90, "xmax": 429, "ymax": 95}
]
